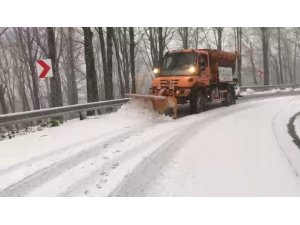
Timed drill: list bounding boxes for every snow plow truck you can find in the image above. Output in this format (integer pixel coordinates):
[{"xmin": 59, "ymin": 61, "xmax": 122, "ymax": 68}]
[{"xmin": 127, "ymin": 49, "xmax": 237, "ymax": 118}]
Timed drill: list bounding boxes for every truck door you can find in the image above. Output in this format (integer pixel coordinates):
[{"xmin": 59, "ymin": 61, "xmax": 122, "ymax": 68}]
[{"xmin": 199, "ymin": 53, "xmax": 210, "ymax": 83}]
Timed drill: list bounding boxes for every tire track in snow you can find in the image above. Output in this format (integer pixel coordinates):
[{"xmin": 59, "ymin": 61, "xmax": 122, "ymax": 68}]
[
  {"xmin": 272, "ymin": 111, "xmax": 299, "ymax": 177},
  {"xmin": 271, "ymin": 98, "xmax": 300, "ymax": 177},
  {"xmin": 0, "ymin": 128, "xmax": 120, "ymax": 176},
  {"xmin": 109, "ymin": 101, "xmax": 267, "ymax": 196},
  {"xmin": 287, "ymin": 112, "xmax": 300, "ymax": 149},
  {"xmin": 0, "ymin": 123, "xmax": 154, "ymax": 197},
  {"xmin": 59, "ymin": 129, "xmax": 180, "ymax": 197}
]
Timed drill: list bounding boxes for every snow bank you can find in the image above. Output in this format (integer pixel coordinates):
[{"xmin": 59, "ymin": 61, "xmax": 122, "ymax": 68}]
[
  {"xmin": 240, "ymin": 87, "xmax": 298, "ymax": 96},
  {"xmin": 242, "ymin": 88, "xmax": 256, "ymax": 95},
  {"xmin": 284, "ymin": 87, "xmax": 293, "ymax": 92},
  {"xmin": 0, "ymin": 124, "xmax": 51, "ymax": 141}
]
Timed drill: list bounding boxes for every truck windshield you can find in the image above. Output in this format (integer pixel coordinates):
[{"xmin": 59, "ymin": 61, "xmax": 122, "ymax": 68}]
[{"xmin": 161, "ymin": 52, "xmax": 196, "ymax": 76}]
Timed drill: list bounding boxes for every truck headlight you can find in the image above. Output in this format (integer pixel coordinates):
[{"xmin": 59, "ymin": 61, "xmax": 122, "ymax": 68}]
[
  {"xmin": 188, "ymin": 66, "xmax": 196, "ymax": 73},
  {"xmin": 153, "ymin": 68, "xmax": 160, "ymax": 74}
]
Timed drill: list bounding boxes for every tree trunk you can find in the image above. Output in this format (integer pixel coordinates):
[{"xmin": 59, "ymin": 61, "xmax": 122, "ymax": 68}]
[
  {"xmin": 82, "ymin": 27, "xmax": 100, "ymax": 104},
  {"xmin": 16, "ymin": 59, "xmax": 30, "ymax": 111},
  {"xmin": 249, "ymin": 41, "xmax": 258, "ymax": 85},
  {"xmin": 270, "ymin": 51, "xmax": 280, "ymax": 85},
  {"xmin": 47, "ymin": 27, "xmax": 63, "ymax": 108},
  {"xmin": 129, "ymin": 27, "xmax": 136, "ymax": 94},
  {"xmin": 97, "ymin": 27, "xmax": 108, "ymax": 85},
  {"xmin": 120, "ymin": 28, "xmax": 130, "ymax": 93},
  {"xmin": 194, "ymin": 28, "xmax": 199, "ymax": 49},
  {"xmin": 26, "ymin": 28, "xmax": 40, "ymax": 110},
  {"xmin": 178, "ymin": 27, "xmax": 189, "ymax": 49},
  {"xmin": 293, "ymin": 42, "xmax": 297, "ymax": 84},
  {"xmin": 66, "ymin": 27, "xmax": 78, "ymax": 105},
  {"xmin": 0, "ymin": 83, "xmax": 8, "ymax": 114},
  {"xmin": 261, "ymin": 27, "xmax": 270, "ymax": 85},
  {"xmin": 149, "ymin": 28, "xmax": 158, "ymax": 67},
  {"xmin": 217, "ymin": 27, "xmax": 223, "ymax": 51},
  {"xmin": 277, "ymin": 28, "xmax": 283, "ymax": 84},
  {"xmin": 236, "ymin": 27, "xmax": 242, "ymax": 85},
  {"xmin": 158, "ymin": 27, "xmax": 164, "ymax": 67},
  {"xmin": 112, "ymin": 29, "xmax": 125, "ymax": 97},
  {"xmin": 15, "ymin": 28, "xmax": 35, "ymax": 108},
  {"xmin": 105, "ymin": 27, "xmax": 114, "ymax": 100}
]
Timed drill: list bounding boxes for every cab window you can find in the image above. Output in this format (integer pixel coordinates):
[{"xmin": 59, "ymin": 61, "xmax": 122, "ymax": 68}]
[{"xmin": 199, "ymin": 54, "xmax": 208, "ymax": 71}]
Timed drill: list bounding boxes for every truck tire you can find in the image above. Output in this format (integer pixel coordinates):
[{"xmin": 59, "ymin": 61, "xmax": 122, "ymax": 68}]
[
  {"xmin": 223, "ymin": 87, "xmax": 234, "ymax": 106},
  {"xmin": 232, "ymin": 87, "xmax": 237, "ymax": 104},
  {"xmin": 190, "ymin": 91, "xmax": 205, "ymax": 114}
]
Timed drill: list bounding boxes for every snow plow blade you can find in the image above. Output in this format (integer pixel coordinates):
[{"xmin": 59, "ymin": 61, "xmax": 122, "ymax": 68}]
[{"xmin": 126, "ymin": 94, "xmax": 178, "ymax": 119}]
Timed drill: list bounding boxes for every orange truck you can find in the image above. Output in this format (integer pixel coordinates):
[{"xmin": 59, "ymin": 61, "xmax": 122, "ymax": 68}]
[{"xmin": 127, "ymin": 49, "xmax": 237, "ymax": 118}]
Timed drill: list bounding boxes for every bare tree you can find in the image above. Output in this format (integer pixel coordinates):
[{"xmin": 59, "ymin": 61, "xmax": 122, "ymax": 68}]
[
  {"xmin": 277, "ymin": 28, "xmax": 283, "ymax": 84},
  {"xmin": 178, "ymin": 27, "xmax": 189, "ymax": 49},
  {"xmin": 142, "ymin": 27, "xmax": 174, "ymax": 69},
  {"xmin": 235, "ymin": 27, "xmax": 242, "ymax": 85},
  {"xmin": 47, "ymin": 27, "xmax": 63, "ymax": 108},
  {"xmin": 65, "ymin": 27, "xmax": 78, "ymax": 105},
  {"xmin": 96, "ymin": 27, "xmax": 108, "ymax": 87},
  {"xmin": 282, "ymin": 31, "xmax": 294, "ymax": 84},
  {"xmin": 158, "ymin": 27, "xmax": 164, "ymax": 66},
  {"xmin": 25, "ymin": 28, "xmax": 40, "ymax": 109},
  {"xmin": 14, "ymin": 28, "xmax": 35, "ymax": 109},
  {"xmin": 129, "ymin": 27, "xmax": 136, "ymax": 94},
  {"xmin": 146, "ymin": 27, "xmax": 159, "ymax": 67},
  {"xmin": 270, "ymin": 51, "xmax": 281, "ymax": 85},
  {"xmin": 0, "ymin": 83, "xmax": 8, "ymax": 114},
  {"xmin": 0, "ymin": 28, "xmax": 8, "ymax": 114},
  {"xmin": 105, "ymin": 27, "xmax": 114, "ymax": 100},
  {"xmin": 82, "ymin": 27, "xmax": 99, "ymax": 104},
  {"xmin": 119, "ymin": 28, "xmax": 130, "ymax": 93},
  {"xmin": 213, "ymin": 27, "xmax": 224, "ymax": 51},
  {"xmin": 261, "ymin": 27, "xmax": 270, "ymax": 85},
  {"xmin": 112, "ymin": 28, "xmax": 125, "ymax": 97},
  {"xmin": 292, "ymin": 28, "xmax": 299, "ymax": 84}
]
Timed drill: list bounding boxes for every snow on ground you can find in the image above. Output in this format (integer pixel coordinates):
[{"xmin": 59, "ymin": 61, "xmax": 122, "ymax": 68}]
[
  {"xmin": 111, "ymin": 96, "xmax": 300, "ymax": 197},
  {"xmin": 1, "ymin": 96, "xmax": 300, "ymax": 196},
  {"xmin": 240, "ymin": 87, "xmax": 299, "ymax": 96}
]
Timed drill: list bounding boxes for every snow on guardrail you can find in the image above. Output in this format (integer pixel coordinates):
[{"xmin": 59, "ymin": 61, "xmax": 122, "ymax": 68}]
[
  {"xmin": 239, "ymin": 83, "xmax": 300, "ymax": 92},
  {"xmin": 240, "ymin": 87, "xmax": 300, "ymax": 96}
]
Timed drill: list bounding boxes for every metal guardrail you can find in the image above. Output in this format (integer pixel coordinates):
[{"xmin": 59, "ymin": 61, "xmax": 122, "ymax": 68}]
[
  {"xmin": 0, "ymin": 98, "xmax": 130, "ymax": 127},
  {"xmin": 239, "ymin": 84, "xmax": 300, "ymax": 92}
]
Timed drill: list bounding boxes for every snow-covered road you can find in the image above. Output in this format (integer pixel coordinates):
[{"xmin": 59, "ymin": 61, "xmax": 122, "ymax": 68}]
[{"xmin": 1, "ymin": 95, "xmax": 300, "ymax": 196}]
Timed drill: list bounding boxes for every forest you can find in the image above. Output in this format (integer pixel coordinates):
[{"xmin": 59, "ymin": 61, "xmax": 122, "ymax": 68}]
[{"xmin": 0, "ymin": 27, "xmax": 299, "ymax": 114}]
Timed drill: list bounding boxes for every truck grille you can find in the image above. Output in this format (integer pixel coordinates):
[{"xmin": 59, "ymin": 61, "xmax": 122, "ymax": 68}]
[{"xmin": 160, "ymin": 79, "xmax": 180, "ymax": 87}]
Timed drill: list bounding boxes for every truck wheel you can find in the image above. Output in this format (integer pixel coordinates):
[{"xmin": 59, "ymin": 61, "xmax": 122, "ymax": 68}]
[
  {"xmin": 232, "ymin": 88, "xmax": 237, "ymax": 104},
  {"xmin": 190, "ymin": 91, "xmax": 205, "ymax": 114},
  {"xmin": 224, "ymin": 88, "xmax": 233, "ymax": 106}
]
